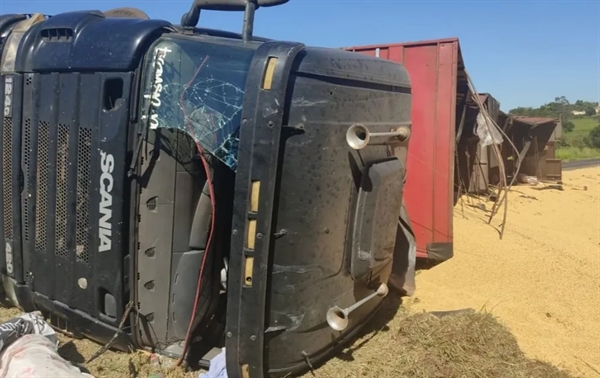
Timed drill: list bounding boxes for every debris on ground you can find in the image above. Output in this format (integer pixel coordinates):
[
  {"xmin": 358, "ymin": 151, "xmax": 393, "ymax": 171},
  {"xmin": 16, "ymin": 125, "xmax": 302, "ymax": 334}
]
[
  {"xmin": 0, "ymin": 311, "xmax": 57, "ymax": 350},
  {"xmin": 517, "ymin": 174, "xmax": 539, "ymax": 185},
  {"xmin": 532, "ymin": 184, "xmax": 564, "ymax": 191},
  {"xmin": 308, "ymin": 305, "xmax": 573, "ymax": 378},
  {"xmin": 519, "ymin": 194, "xmax": 538, "ymax": 200},
  {"xmin": 469, "ymin": 203, "xmax": 489, "ymax": 212},
  {"xmin": 1, "ymin": 334, "xmax": 94, "ymax": 377},
  {"xmin": 0, "ymin": 312, "xmax": 92, "ymax": 377}
]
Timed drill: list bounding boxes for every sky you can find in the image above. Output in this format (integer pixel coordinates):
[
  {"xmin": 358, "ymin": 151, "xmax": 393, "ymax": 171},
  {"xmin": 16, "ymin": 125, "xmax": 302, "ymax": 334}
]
[{"xmin": 0, "ymin": 0, "xmax": 598, "ymax": 111}]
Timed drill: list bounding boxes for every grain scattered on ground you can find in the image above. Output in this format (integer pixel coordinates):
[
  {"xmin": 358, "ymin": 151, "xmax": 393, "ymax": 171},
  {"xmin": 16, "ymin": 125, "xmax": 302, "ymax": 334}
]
[
  {"xmin": 308, "ymin": 303, "xmax": 573, "ymax": 378},
  {"xmin": 409, "ymin": 166, "xmax": 600, "ymax": 377}
]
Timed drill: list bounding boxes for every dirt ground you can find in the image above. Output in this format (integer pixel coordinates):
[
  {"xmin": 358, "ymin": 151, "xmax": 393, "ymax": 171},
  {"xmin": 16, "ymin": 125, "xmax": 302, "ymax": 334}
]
[
  {"xmin": 408, "ymin": 165, "xmax": 600, "ymax": 377},
  {"xmin": 0, "ymin": 166, "xmax": 597, "ymax": 377}
]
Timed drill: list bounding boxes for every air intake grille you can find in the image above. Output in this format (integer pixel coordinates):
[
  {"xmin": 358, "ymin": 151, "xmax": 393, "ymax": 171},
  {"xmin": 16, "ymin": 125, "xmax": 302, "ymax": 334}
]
[
  {"xmin": 23, "ymin": 119, "xmax": 32, "ymax": 242},
  {"xmin": 55, "ymin": 124, "xmax": 70, "ymax": 258},
  {"xmin": 2, "ymin": 117, "xmax": 12, "ymax": 241},
  {"xmin": 35, "ymin": 121, "xmax": 50, "ymax": 252},
  {"xmin": 40, "ymin": 28, "xmax": 74, "ymax": 43},
  {"xmin": 76, "ymin": 128, "xmax": 92, "ymax": 263}
]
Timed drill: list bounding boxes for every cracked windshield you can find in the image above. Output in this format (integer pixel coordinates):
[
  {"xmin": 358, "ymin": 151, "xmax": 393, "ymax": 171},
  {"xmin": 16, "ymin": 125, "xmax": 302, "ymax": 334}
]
[{"xmin": 140, "ymin": 37, "xmax": 254, "ymax": 170}]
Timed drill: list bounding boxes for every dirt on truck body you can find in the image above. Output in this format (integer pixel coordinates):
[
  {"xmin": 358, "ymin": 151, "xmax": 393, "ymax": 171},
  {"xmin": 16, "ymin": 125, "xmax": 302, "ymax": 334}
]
[{"xmin": 0, "ymin": 1, "xmax": 415, "ymax": 377}]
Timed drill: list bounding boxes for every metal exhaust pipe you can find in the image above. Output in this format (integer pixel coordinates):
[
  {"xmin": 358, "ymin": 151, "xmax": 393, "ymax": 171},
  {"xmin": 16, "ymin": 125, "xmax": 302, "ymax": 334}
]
[
  {"xmin": 345, "ymin": 124, "xmax": 411, "ymax": 150},
  {"xmin": 326, "ymin": 283, "xmax": 389, "ymax": 331}
]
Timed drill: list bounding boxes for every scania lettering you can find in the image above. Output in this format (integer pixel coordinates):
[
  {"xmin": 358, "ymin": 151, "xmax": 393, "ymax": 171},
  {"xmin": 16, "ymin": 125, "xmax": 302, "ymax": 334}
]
[{"xmin": 98, "ymin": 150, "xmax": 114, "ymax": 253}]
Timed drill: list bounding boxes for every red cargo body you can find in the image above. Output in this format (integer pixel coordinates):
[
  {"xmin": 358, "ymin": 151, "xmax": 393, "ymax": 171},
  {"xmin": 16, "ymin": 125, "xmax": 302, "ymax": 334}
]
[{"xmin": 344, "ymin": 38, "xmax": 466, "ymax": 261}]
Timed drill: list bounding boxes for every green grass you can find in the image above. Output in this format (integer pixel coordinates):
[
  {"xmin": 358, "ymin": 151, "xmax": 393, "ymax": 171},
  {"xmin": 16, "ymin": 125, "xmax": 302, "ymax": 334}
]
[
  {"xmin": 569, "ymin": 117, "xmax": 598, "ymax": 138},
  {"xmin": 556, "ymin": 116, "xmax": 600, "ymax": 161},
  {"xmin": 556, "ymin": 146, "xmax": 600, "ymax": 161}
]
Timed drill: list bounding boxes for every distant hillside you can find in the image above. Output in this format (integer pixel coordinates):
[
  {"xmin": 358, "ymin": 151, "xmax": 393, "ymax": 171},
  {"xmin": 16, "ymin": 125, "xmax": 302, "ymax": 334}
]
[
  {"xmin": 509, "ymin": 96, "xmax": 599, "ymax": 133},
  {"xmin": 509, "ymin": 96, "xmax": 598, "ymax": 119}
]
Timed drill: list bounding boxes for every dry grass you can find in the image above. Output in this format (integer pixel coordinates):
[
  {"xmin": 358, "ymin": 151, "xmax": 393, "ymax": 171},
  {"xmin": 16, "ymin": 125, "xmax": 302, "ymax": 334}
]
[
  {"xmin": 56, "ymin": 333, "xmax": 197, "ymax": 378},
  {"xmin": 303, "ymin": 300, "xmax": 573, "ymax": 378}
]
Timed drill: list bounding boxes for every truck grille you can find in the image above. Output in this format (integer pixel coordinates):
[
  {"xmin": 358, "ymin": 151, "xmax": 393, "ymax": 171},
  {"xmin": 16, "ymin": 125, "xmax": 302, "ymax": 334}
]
[
  {"xmin": 35, "ymin": 121, "xmax": 50, "ymax": 251},
  {"xmin": 2, "ymin": 117, "xmax": 12, "ymax": 241},
  {"xmin": 75, "ymin": 127, "xmax": 92, "ymax": 263},
  {"xmin": 55, "ymin": 124, "xmax": 70, "ymax": 259},
  {"xmin": 22, "ymin": 120, "xmax": 92, "ymax": 264},
  {"xmin": 4, "ymin": 71, "xmax": 131, "ymax": 327},
  {"xmin": 23, "ymin": 118, "xmax": 32, "ymax": 243}
]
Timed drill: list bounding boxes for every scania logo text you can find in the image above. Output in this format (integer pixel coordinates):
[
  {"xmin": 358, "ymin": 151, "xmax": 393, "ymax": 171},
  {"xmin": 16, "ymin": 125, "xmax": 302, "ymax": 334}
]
[{"xmin": 99, "ymin": 150, "xmax": 114, "ymax": 252}]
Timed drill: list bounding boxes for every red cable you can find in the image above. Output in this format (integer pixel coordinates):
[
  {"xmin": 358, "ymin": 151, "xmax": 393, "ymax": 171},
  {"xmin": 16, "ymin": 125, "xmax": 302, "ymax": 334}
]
[{"xmin": 175, "ymin": 55, "xmax": 217, "ymax": 367}]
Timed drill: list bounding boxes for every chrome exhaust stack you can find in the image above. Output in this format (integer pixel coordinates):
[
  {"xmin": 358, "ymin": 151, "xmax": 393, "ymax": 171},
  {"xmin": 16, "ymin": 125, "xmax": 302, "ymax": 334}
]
[
  {"xmin": 326, "ymin": 283, "xmax": 389, "ymax": 331},
  {"xmin": 345, "ymin": 123, "xmax": 411, "ymax": 150}
]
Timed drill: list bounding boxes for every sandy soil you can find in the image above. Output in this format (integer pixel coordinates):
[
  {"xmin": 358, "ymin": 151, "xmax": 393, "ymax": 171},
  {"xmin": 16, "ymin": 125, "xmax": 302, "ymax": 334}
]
[
  {"xmin": 0, "ymin": 166, "xmax": 597, "ymax": 377},
  {"xmin": 408, "ymin": 166, "xmax": 600, "ymax": 377}
]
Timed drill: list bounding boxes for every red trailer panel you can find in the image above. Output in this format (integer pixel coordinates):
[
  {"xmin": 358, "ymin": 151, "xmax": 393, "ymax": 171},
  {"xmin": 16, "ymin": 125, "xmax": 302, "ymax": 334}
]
[{"xmin": 345, "ymin": 38, "xmax": 466, "ymax": 261}]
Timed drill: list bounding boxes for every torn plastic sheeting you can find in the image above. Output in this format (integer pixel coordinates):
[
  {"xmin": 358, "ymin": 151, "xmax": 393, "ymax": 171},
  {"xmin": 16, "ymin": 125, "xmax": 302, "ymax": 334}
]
[
  {"xmin": 475, "ymin": 112, "xmax": 504, "ymax": 147},
  {"xmin": 0, "ymin": 312, "xmax": 93, "ymax": 377},
  {"xmin": 140, "ymin": 39, "xmax": 255, "ymax": 172},
  {"xmin": 0, "ymin": 312, "xmax": 58, "ymax": 352},
  {"xmin": 0, "ymin": 335, "xmax": 94, "ymax": 378}
]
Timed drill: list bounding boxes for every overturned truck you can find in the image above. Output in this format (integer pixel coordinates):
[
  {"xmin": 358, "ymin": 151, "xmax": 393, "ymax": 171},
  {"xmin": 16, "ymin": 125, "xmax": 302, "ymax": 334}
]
[{"xmin": 0, "ymin": 1, "xmax": 415, "ymax": 376}]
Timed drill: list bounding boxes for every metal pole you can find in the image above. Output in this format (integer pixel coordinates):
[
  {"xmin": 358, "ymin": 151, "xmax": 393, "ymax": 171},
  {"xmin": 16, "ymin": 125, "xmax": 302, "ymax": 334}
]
[{"xmin": 242, "ymin": 1, "xmax": 256, "ymax": 41}]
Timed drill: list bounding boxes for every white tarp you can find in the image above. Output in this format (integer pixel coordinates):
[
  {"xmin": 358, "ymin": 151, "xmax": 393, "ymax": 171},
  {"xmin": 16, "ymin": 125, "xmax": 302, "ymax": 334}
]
[
  {"xmin": 0, "ymin": 334, "xmax": 93, "ymax": 378},
  {"xmin": 0, "ymin": 312, "xmax": 93, "ymax": 378}
]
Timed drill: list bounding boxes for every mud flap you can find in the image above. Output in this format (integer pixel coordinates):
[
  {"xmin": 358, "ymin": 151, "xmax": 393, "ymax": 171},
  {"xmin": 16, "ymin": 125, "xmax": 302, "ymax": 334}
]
[
  {"xmin": 389, "ymin": 200, "xmax": 417, "ymax": 297},
  {"xmin": 426, "ymin": 242, "xmax": 454, "ymax": 262}
]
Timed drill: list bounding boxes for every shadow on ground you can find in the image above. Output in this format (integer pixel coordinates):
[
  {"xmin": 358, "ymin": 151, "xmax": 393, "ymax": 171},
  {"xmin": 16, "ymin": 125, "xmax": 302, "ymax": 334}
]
[
  {"xmin": 305, "ymin": 305, "xmax": 576, "ymax": 378},
  {"xmin": 333, "ymin": 295, "xmax": 404, "ymax": 364}
]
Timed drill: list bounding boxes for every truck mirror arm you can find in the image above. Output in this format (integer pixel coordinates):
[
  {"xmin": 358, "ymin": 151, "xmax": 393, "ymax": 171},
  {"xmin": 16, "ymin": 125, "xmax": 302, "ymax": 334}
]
[{"xmin": 180, "ymin": 0, "xmax": 289, "ymax": 41}]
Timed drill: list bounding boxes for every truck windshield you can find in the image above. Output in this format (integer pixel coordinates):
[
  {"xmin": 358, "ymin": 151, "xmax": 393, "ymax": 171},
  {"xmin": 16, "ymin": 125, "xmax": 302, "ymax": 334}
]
[{"xmin": 139, "ymin": 36, "xmax": 255, "ymax": 170}]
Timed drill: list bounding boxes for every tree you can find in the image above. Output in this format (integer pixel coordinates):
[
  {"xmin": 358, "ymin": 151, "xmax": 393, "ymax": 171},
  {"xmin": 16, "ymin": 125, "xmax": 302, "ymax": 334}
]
[
  {"xmin": 586, "ymin": 125, "xmax": 600, "ymax": 149},
  {"xmin": 509, "ymin": 96, "xmax": 574, "ymax": 120},
  {"xmin": 508, "ymin": 97, "xmax": 599, "ymax": 130},
  {"xmin": 554, "ymin": 96, "xmax": 570, "ymax": 106},
  {"xmin": 562, "ymin": 120, "xmax": 575, "ymax": 133},
  {"xmin": 556, "ymin": 137, "xmax": 570, "ymax": 148}
]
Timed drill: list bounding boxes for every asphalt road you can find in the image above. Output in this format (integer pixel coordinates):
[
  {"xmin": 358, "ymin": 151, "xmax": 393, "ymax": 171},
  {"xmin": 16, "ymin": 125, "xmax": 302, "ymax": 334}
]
[{"xmin": 563, "ymin": 158, "xmax": 600, "ymax": 171}]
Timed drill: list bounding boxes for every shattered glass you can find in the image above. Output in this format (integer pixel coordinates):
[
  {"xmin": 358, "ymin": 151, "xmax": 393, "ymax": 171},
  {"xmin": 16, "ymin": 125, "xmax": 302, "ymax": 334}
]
[{"xmin": 140, "ymin": 37, "xmax": 255, "ymax": 171}]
